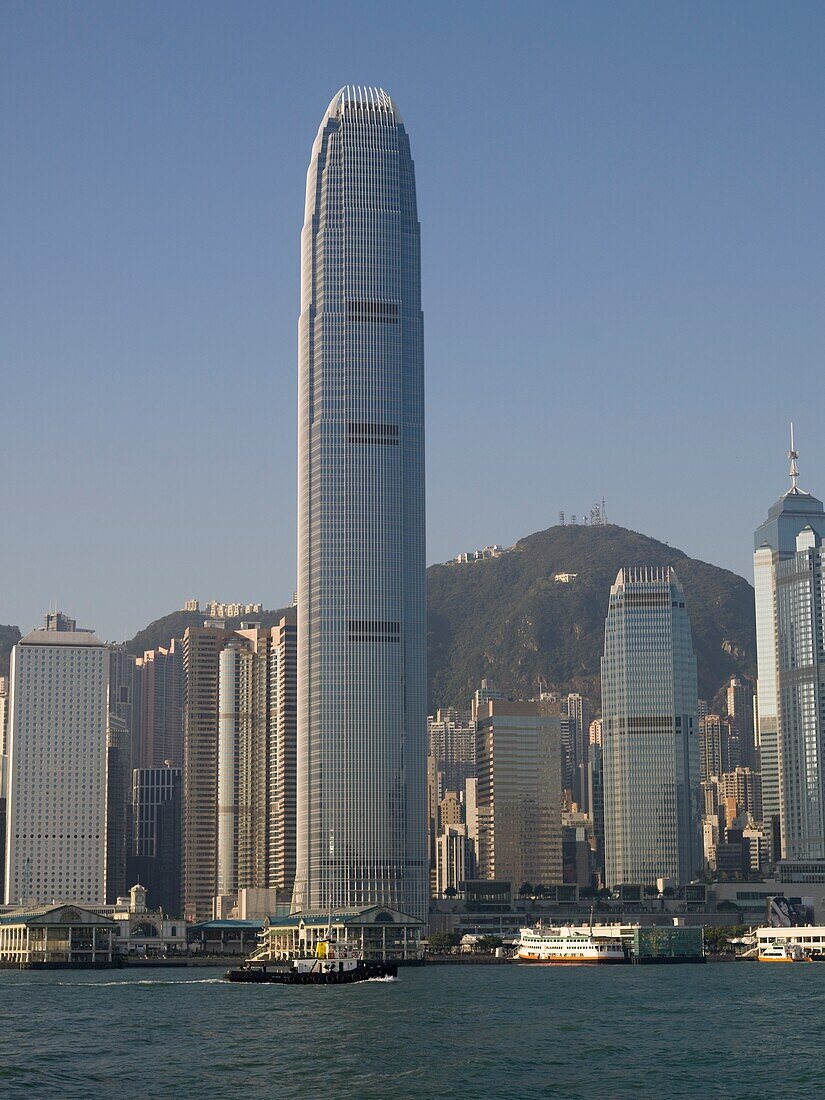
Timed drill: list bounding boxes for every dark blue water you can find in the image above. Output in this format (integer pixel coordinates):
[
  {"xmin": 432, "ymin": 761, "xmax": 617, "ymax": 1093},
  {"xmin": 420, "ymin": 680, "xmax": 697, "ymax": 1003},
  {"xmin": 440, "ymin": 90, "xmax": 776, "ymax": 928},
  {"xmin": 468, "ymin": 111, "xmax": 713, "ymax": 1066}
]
[{"xmin": 0, "ymin": 963, "xmax": 821, "ymax": 1098}]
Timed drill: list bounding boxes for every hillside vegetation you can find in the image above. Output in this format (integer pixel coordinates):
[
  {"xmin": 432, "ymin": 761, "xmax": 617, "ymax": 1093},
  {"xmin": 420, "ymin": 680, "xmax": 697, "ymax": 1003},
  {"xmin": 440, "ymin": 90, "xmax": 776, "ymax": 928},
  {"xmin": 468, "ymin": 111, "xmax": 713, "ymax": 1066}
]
[{"xmin": 426, "ymin": 524, "xmax": 755, "ymax": 709}]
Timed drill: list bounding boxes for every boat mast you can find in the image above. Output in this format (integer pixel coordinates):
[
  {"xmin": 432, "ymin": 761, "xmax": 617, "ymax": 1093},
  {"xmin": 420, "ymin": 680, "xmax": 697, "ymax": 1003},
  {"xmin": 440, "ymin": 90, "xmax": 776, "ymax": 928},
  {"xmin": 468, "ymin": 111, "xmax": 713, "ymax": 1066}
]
[{"xmin": 327, "ymin": 829, "xmax": 334, "ymax": 939}]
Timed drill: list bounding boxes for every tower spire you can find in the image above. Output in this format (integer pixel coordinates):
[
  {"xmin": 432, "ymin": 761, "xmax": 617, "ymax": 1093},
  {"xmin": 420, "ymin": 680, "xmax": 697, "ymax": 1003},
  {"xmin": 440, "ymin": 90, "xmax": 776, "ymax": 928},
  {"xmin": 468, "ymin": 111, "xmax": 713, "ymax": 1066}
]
[{"xmin": 789, "ymin": 422, "xmax": 800, "ymax": 493}]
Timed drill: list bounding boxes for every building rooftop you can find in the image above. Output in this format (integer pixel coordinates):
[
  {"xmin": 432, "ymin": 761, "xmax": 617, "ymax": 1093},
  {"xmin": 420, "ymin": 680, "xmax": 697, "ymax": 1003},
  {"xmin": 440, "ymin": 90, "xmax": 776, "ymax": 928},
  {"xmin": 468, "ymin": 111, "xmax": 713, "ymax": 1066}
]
[{"xmin": 19, "ymin": 629, "xmax": 103, "ymax": 647}]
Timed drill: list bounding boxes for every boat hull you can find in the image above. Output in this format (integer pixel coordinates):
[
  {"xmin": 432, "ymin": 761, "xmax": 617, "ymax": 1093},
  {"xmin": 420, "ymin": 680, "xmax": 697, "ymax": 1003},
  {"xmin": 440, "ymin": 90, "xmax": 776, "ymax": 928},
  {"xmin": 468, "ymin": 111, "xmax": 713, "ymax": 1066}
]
[
  {"xmin": 515, "ymin": 955, "xmax": 627, "ymax": 966},
  {"xmin": 225, "ymin": 961, "xmax": 397, "ymax": 984}
]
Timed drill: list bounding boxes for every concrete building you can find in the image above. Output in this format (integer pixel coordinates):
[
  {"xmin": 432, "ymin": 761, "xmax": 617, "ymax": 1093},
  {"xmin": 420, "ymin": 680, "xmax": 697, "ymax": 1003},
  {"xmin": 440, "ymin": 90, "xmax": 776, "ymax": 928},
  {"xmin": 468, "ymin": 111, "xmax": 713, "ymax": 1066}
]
[
  {"xmin": 475, "ymin": 700, "xmax": 563, "ymax": 889},
  {"xmin": 435, "ymin": 824, "xmax": 469, "ymax": 897},
  {"xmin": 699, "ymin": 714, "xmax": 723, "ymax": 782},
  {"xmin": 727, "ymin": 676, "xmax": 756, "ymax": 771},
  {"xmin": 5, "ymin": 618, "xmax": 108, "ymax": 905},
  {"xmin": 136, "ymin": 640, "xmax": 183, "ymax": 769},
  {"xmin": 294, "ymin": 87, "xmax": 426, "ymax": 920},
  {"xmin": 601, "ymin": 568, "xmax": 701, "ymax": 888},
  {"xmin": 719, "ymin": 767, "xmax": 762, "ymax": 826},
  {"xmin": 753, "ymin": 429, "xmax": 825, "ymax": 861},
  {"xmin": 217, "ymin": 635, "xmax": 253, "ymax": 897},
  {"xmin": 182, "ymin": 625, "xmax": 228, "ymax": 922}
]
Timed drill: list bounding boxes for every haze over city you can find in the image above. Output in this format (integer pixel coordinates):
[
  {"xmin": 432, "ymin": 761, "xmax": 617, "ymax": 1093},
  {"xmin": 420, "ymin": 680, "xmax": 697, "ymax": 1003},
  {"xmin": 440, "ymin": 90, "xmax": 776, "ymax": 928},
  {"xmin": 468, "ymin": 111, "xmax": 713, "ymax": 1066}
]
[{"xmin": 4, "ymin": 1, "xmax": 825, "ymax": 640}]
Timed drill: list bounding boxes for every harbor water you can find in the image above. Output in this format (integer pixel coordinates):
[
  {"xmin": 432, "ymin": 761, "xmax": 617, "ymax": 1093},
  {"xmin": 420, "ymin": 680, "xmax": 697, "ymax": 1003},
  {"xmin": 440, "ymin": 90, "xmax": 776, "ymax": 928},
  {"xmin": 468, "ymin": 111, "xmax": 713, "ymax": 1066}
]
[{"xmin": 1, "ymin": 962, "xmax": 822, "ymax": 1098}]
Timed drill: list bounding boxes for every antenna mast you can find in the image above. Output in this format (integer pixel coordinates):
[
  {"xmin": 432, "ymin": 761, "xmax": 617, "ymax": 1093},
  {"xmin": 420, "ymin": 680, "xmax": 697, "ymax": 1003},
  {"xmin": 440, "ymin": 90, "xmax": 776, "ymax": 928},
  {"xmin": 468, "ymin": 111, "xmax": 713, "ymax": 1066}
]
[{"xmin": 789, "ymin": 422, "xmax": 800, "ymax": 493}]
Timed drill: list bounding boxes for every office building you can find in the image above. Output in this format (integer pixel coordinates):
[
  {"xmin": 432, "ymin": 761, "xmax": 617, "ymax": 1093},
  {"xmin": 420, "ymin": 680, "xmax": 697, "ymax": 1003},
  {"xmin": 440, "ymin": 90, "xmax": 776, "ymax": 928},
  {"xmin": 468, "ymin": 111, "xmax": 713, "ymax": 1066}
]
[
  {"xmin": 601, "ymin": 568, "xmax": 701, "ymax": 888},
  {"xmin": 129, "ymin": 765, "xmax": 183, "ymax": 915},
  {"xmin": 774, "ymin": 525, "xmax": 825, "ymax": 858},
  {"xmin": 106, "ymin": 713, "xmax": 131, "ymax": 903},
  {"xmin": 475, "ymin": 700, "xmax": 563, "ymax": 888},
  {"xmin": 294, "ymin": 87, "xmax": 426, "ymax": 919},
  {"xmin": 5, "ymin": 616, "xmax": 108, "ymax": 905},
  {"xmin": 754, "ymin": 429, "xmax": 825, "ymax": 859}
]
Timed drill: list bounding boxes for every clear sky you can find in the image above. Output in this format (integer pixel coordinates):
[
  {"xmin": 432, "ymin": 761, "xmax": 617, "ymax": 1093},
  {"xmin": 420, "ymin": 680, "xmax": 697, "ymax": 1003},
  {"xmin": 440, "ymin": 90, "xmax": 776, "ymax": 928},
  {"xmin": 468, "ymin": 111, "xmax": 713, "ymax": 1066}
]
[{"xmin": 3, "ymin": 0, "xmax": 825, "ymax": 641}]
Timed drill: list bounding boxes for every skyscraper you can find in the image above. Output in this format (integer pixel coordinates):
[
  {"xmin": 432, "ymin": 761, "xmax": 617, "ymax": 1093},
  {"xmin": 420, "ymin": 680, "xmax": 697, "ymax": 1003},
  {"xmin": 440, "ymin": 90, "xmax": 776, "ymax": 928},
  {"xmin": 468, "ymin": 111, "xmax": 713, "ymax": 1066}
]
[
  {"xmin": 294, "ymin": 87, "xmax": 426, "ymax": 919},
  {"xmin": 5, "ymin": 617, "xmax": 108, "ymax": 904},
  {"xmin": 774, "ymin": 526, "xmax": 825, "ymax": 858},
  {"xmin": 475, "ymin": 700, "xmax": 563, "ymax": 888},
  {"xmin": 601, "ymin": 568, "xmax": 701, "ymax": 888},
  {"xmin": 753, "ymin": 431, "xmax": 825, "ymax": 860}
]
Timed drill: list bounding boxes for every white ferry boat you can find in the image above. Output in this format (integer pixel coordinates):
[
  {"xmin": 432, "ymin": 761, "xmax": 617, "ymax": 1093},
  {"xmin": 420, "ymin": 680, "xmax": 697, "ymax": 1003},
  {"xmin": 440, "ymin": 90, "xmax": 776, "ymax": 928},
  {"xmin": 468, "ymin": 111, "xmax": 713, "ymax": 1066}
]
[
  {"xmin": 757, "ymin": 941, "xmax": 812, "ymax": 964},
  {"xmin": 515, "ymin": 925, "xmax": 627, "ymax": 965}
]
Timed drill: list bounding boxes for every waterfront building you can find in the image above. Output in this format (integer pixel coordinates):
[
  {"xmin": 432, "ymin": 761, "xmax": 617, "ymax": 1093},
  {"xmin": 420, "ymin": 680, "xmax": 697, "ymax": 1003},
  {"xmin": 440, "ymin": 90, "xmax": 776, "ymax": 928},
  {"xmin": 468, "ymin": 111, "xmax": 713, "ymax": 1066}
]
[
  {"xmin": 601, "ymin": 568, "xmax": 701, "ymax": 888},
  {"xmin": 259, "ymin": 907, "xmax": 423, "ymax": 962},
  {"xmin": 475, "ymin": 700, "xmax": 563, "ymax": 888},
  {"xmin": 0, "ymin": 904, "xmax": 119, "ymax": 965},
  {"xmin": 5, "ymin": 617, "xmax": 108, "ymax": 905},
  {"xmin": 753, "ymin": 429, "xmax": 825, "ymax": 860},
  {"xmin": 129, "ymin": 765, "xmax": 182, "ymax": 915},
  {"xmin": 182, "ymin": 625, "xmax": 228, "ymax": 921},
  {"xmin": 136, "ymin": 640, "xmax": 184, "ymax": 768},
  {"xmin": 294, "ymin": 87, "xmax": 426, "ymax": 920}
]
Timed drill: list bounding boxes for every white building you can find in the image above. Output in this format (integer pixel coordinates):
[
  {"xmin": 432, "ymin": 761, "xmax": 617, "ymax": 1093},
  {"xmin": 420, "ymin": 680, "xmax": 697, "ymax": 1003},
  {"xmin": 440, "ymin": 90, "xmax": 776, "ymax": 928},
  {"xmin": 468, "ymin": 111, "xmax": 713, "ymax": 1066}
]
[{"xmin": 5, "ymin": 620, "xmax": 108, "ymax": 905}]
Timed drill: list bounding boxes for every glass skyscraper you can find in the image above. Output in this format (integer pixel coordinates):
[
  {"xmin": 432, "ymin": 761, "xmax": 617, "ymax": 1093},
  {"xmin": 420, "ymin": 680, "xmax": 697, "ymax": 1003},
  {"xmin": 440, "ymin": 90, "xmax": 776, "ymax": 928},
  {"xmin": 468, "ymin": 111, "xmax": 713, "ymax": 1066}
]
[
  {"xmin": 601, "ymin": 567, "xmax": 701, "ymax": 888},
  {"xmin": 754, "ymin": 436, "xmax": 825, "ymax": 860},
  {"xmin": 293, "ymin": 87, "xmax": 427, "ymax": 919}
]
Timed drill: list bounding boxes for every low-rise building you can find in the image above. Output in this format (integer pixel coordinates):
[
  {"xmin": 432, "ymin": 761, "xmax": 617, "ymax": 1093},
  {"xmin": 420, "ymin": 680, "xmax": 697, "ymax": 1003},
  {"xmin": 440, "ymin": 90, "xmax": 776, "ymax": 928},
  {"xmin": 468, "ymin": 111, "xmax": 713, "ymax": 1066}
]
[
  {"xmin": 0, "ymin": 903, "xmax": 119, "ymax": 966},
  {"xmin": 261, "ymin": 906, "xmax": 424, "ymax": 961}
]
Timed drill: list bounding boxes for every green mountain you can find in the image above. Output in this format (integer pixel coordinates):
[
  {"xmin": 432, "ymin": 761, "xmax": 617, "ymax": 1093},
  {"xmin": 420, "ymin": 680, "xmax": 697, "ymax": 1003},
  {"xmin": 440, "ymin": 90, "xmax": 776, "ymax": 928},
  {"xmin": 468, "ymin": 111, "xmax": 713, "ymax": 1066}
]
[
  {"xmin": 426, "ymin": 524, "xmax": 755, "ymax": 710},
  {"xmin": 0, "ymin": 625, "xmax": 21, "ymax": 676},
  {"xmin": 0, "ymin": 524, "xmax": 757, "ymax": 713}
]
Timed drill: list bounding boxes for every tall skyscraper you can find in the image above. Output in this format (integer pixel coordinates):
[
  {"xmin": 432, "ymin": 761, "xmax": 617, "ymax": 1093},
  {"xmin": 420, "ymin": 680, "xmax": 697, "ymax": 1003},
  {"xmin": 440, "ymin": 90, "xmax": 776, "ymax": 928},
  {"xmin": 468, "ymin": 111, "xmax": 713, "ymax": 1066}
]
[
  {"xmin": 774, "ymin": 526, "xmax": 825, "ymax": 858},
  {"xmin": 5, "ymin": 617, "xmax": 108, "ymax": 904},
  {"xmin": 601, "ymin": 568, "xmax": 700, "ymax": 888},
  {"xmin": 182, "ymin": 624, "xmax": 228, "ymax": 921},
  {"xmin": 753, "ymin": 431, "xmax": 825, "ymax": 861},
  {"xmin": 726, "ymin": 677, "xmax": 756, "ymax": 771},
  {"xmin": 294, "ymin": 87, "xmax": 426, "ymax": 918},
  {"xmin": 475, "ymin": 700, "xmax": 563, "ymax": 888},
  {"xmin": 136, "ymin": 640, "xmax": 184, "ymax": 769}
]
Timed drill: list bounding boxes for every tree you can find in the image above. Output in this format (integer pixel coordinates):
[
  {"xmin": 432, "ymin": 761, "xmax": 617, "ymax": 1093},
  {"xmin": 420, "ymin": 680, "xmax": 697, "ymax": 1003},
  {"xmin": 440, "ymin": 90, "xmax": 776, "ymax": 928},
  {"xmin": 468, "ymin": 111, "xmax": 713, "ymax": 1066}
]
[
  {"xmin": 518, "ymin": 882, "xmax": 534, "ymax": 898},
  {"xmin": 444, "ymin": 886, "xmax": 457, "ymax": 899},
  {"xmin": 476, "ymin": 935, "xmax": 503, "ymax": 953},
  {"xmin": 427, "ymin": 931, "xmax": 462, "ymax": 952}
]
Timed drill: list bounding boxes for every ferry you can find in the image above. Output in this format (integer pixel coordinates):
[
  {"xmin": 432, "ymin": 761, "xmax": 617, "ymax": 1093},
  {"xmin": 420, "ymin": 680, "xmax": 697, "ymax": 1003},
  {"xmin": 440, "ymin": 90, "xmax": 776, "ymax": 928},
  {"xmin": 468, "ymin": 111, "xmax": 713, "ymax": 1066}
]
[
  {"xmin": 757, "ymin": 941, "xmax": 813, "ymax": 964},
  {"xmin": 515, "ymin": 925, "xmax": 627, "ymax": 965}
]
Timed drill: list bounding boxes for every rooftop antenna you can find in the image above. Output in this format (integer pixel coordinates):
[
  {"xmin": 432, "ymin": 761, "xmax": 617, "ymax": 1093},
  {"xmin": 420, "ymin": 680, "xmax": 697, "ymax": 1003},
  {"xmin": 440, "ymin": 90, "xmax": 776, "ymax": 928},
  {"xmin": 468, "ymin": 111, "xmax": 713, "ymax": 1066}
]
[{"xmin": 789, "ymin": 422, "xmax": 800, "ymax": 493}]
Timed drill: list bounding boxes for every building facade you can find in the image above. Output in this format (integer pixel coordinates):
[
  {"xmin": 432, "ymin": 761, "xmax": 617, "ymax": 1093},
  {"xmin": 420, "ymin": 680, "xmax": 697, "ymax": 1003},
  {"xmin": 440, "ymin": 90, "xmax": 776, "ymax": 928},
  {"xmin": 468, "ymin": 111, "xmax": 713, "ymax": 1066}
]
[
  {"xmin": 475, "ymin": 700, "xmax": 563, "ymax": 889},
  {"xmin": 130, "ymin": 764, "xmax": 183, "ymax": 916},
  {"xmin": 5, "ymin": 620, "xmax": 108, "ymax": 905},
  {"xmin": 294, "ymin": 87, "xmax": 427, "ymax": 919},
  {"xmin": 601, "ymin": 568, "xmax": 701, "ymax": 888},
  {"xmin": 774, "ymin": 526, "xmax": 825, "ymax": 858},
  {"xmin": 136, "ymin": 640, "xmax": 184, "ymax": 769},
  {"xmin": 753, "ymin": 435, "xmax": 825, "ymax": 860}
]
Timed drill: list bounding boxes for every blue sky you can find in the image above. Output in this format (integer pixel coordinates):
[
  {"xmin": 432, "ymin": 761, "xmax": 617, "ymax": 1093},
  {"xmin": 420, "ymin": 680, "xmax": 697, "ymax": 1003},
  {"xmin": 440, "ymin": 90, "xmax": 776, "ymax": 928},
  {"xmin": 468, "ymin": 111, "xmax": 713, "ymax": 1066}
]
[{"xmin": 2, "ymin": 1, "xmax": 825, "ymax": 640}]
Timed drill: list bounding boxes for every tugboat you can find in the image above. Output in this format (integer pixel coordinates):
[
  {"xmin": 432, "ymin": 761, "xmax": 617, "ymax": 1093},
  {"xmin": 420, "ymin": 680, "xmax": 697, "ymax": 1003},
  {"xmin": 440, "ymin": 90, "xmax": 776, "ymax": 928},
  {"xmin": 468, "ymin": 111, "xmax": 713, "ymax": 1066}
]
[
  {"xmin": 225, "ymin": 938, "xmax": 397, "ymax": 985},
  {"xmin": 225, "ymin": 831, "xmax": 397, "ymax": 985}
]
